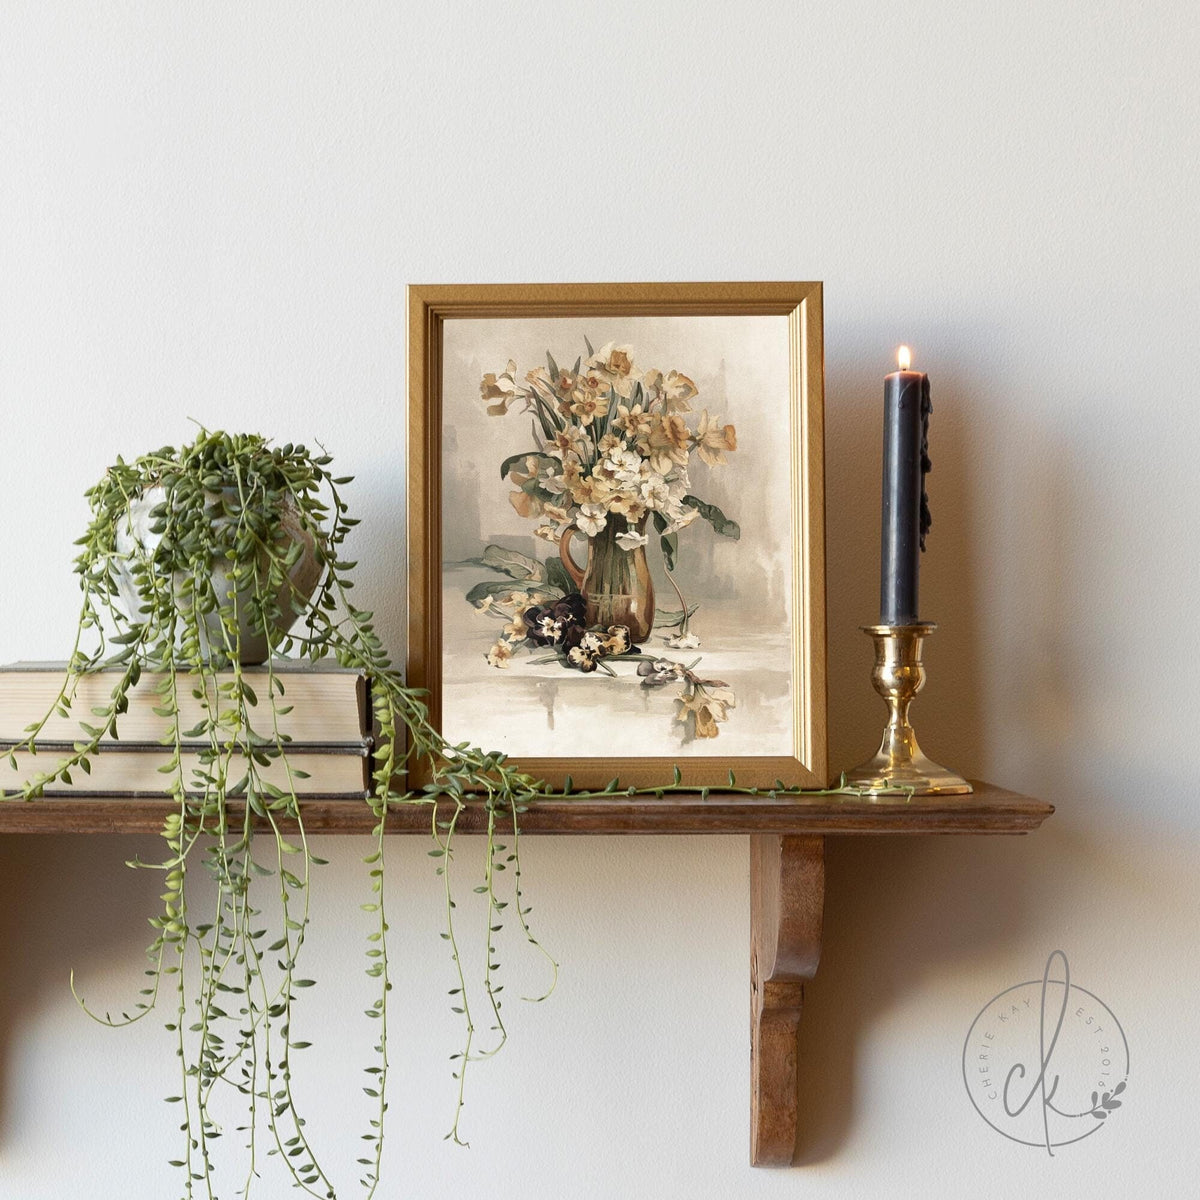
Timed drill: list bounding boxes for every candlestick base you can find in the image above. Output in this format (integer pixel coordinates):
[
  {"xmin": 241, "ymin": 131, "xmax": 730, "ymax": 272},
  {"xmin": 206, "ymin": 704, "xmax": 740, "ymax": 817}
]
[{"xmin": 844, "ymin": 623, "xmax": 973, "ymax": 796}]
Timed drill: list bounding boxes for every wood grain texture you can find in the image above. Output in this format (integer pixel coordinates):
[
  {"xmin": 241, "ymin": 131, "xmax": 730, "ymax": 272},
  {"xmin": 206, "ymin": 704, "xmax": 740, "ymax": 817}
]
[
  {"xmin": 750, "ymin": 835, "xmax": 823, "ymax": 1166},
  {"xmin": 0, "ymin": 781, "xmax": 1052, "ymax": 835},
  {"xmin": 0, "ymin": 779, "xmax": 1052, "ymax": 1170}
]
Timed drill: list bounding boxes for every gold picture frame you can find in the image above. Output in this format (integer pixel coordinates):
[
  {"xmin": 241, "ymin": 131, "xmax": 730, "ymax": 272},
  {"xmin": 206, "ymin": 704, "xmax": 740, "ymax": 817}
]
[{"xmin": 407, "ymin": 282, "xmax": 826, "ymax": 790}]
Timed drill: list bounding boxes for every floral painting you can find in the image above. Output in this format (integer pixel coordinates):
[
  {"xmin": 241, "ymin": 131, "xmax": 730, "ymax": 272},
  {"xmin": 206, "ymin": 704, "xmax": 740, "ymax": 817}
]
[{"xmin": 438, "ymin": 314, "xmax": 798, "ymax": 761}]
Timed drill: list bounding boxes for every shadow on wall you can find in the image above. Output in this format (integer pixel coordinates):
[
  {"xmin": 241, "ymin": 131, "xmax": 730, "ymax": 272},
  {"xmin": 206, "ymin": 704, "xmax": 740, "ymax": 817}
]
[
  {"xmin": 792, "ymin": 347, "xmax": 1188, "ymax": 1162},
  {"xmin": 0, "ymin": 833, "xmax": 162, "ymax": 1136},
  {"xmin": 796, "ymin": 807, "xmax": 1181, "ymax": 1164},
  {"xmin": 794, "ymin": 353, "xmax": 1025, "ymax": 1162}
]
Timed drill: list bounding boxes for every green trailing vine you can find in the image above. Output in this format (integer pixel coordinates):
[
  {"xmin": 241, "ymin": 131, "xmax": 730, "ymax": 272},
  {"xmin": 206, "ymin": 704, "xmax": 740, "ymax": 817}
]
[
  {"xmin": 0, "ymin": 430, "xmax": 558, "ymax": 1197},
  {"xmin": 1, "ymin": 428, "xmax": 872, "ymax": 1198}
]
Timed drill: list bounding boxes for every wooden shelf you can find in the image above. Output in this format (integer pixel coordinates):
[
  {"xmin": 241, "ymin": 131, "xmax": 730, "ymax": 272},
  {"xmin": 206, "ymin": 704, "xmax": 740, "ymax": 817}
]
[
  {"xmin": 0, "ymin": 781, "xmax": 1049, "ymax": 836},
  {"xmin": 0, "ymin": 779, "xmax": 1052, "ymax": 1167}
]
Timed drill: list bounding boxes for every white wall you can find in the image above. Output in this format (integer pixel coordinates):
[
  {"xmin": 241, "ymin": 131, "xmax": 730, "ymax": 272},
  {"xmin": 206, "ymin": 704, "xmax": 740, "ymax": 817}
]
[{"xmin": 1, "ymin": 2, "xmax": 1197, "ymax": 1197}]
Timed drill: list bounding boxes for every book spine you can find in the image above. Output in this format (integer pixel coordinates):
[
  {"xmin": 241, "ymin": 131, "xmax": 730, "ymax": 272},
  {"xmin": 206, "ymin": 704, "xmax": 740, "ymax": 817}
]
[
  {"xmin": 19, "ymin": 790, "xmax": 373, "ymax": 799},
  {"xmin": 364, "ymin": 672, "xmax": 376, "ymax": 798},
  {"xmin": 0, "ymin": 741, "xmax": 372, "ymax": 755}
]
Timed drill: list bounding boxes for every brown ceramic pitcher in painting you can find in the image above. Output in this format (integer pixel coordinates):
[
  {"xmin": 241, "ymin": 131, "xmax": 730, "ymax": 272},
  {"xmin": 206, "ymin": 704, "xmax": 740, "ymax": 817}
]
[{"xmin": 558, "ymin": 515, "xmax": 655, "ymax": 642}]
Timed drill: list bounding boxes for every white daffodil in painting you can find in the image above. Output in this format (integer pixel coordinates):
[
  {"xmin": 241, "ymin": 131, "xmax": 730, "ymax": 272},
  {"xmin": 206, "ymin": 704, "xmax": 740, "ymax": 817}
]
[
  {"xmin": 553, "ymin": 369, "xmax": 577, "ymax": 400},
  {"xmin": 647, "ymin": 412, "xmax": 691, "ymax": 474},
  {"xmin": 638, "ymin": 472, "xmax": 673, "ymax": 513},
  {"xmin": 508, "ymin": 455, "xmax": 541, "ymax": 487},
  {"xmin": 569, "ymin": 387, "xmax": 610, "ymax": 426},
  {"xmin": 607, "ymin": 446, "xmax": 644, "ymax": 481},
  {"xmin": 525, "ymin": 366, "xmax": 558, "ymax": 405},
  {"xmin": 481, "ymin": 360, "xmax": 522, "ymax": 415},
  {"xmin": 665, "ymin": 507, "xmax": 699, "ymax": 534},
  {"xmin": 571, "ymin": 474, "xmax": 616, "ymax": 508},
  {"xmin": 539, "ymin": 460, "xmax": 568, "ymax": 493},
  {"xmin": 608, "ymin": 491, "xmax": 648, "ymax": 522},
  {"xmin": 588, "ymin": 342, "xmax": 639, "ymax": 396},
  {"xmin": 695, "ymin": 409, "xmax": 738, "ymax": 467},
  {"xmin": 674, "ymin": 683, "xmax": 735, "ymax": 738},
  {"xmin": 662, "ymin": 370, "xmax": 698, "ymax": 412},
  {"xmin": 667, "ymin": 467, "xmax": 691, "ymax": 500},
  {"xmin": 486, "ymin": 640, "xmax": 514, "ymax": 668},
  {"xmin": 665, "ymin": 630, "xmax": 701, "ymax": 649},
  {"xmin": 614, "ymin": 400, "xmax": 655, "ymax": 443},
  {"xmin": 640, "ymin": 368, "xmax": 663, "ymax": 404},
  {"xmin": 543, "ymin": 458, "xmax": 583, "ymax": 495},
  {"xmin": 502, "ymin": 609, "xmax": 530, "ymax": 638},
  {"xmin": 575, "ymin": 503, "xmax": 608, "ymax": 537},
  {"xmin": 588, "ymin": 342, "xmax": 634, "ymax": 377},
  {"xmin": 534, "ymin": 502, "xmax": 573, "ymax": 543},
  {"xmin": 545, "ymin": 426, "xmax": 587, "ymax": 462},
  {"xmin": 508, "ymin": 489, "xmax": 544, "ymax": 519}
]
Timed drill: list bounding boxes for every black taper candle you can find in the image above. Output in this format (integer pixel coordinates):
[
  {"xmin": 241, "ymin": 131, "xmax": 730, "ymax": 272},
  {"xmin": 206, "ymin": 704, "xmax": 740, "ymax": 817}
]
[{"xmin": 879, "ymin": 350, "xmax": 932, "ymax": 624}]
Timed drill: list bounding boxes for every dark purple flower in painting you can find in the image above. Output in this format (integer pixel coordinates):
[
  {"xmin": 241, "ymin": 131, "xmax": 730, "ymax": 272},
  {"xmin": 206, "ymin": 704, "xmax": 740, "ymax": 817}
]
[
  {"xmin": 552, "ymin": 593, "xmax": 586, "ymax": 624},
  {"xmin": 567, "ymin": 645, "xmax": 599, "ymax": 672},
  {"xmin": 603, "ymin": 625, "xmax": 634, "ymax": 655},
  {"xmin": 521, "ymin": 608, "xmax": 560, "ymax": 645},
  {"xmin": 561, "ymin": 622, "xmax": 586, "ymax": 653},
  {"xmin": 523, "ymin": 592, "xmax": 589, "ymax": 647},
  {"xmin": 519, "ymin": 593, "xmax": 645, "ymax": 672}
]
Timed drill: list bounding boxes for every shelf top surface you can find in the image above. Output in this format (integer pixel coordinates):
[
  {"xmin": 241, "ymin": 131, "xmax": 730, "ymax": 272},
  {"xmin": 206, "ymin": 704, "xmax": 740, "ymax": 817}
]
[{"xmin": 0, "ymin": 781, "xmax": 1052, "ymax": 835}]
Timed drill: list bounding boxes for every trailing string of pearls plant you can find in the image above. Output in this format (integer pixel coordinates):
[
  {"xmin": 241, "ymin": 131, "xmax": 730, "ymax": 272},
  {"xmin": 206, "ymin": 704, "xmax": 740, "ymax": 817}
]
[
  {"xmin": 2, "ymin": 428, "xmax": 861, "ymax": 1198},
  {"xmin": 1, "ymin": 429, "xmax": 561, "ymax": 1199}
]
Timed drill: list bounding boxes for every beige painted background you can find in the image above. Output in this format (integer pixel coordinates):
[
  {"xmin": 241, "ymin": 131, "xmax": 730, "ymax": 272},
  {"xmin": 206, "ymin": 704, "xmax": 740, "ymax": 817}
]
[
  {"xmin": 1, "ymin": 3, "xmax": 1197, "ymax": 1198},
  {"xmin": 440, "ymin": 314, "xmax": 796, "ymax": 758}
]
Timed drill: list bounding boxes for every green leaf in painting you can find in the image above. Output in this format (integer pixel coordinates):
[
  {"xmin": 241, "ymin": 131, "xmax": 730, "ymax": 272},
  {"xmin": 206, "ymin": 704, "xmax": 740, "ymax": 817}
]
[
  {"xmin": 500, "ymin": 451, "xmax": 543, "ymax": 481},
  {"xmin": 464, "ymin": 544, "xmax": 547, "ymax": 583},
  {"xmin": 653, "ymin": 604, "xmax": 700, "ymax": 629},
  {"xmin": 651, "ymin": 512, "xmax": 678, "ymax": 571},
  {"xmin": 544, "ymin": 557, "xmax": 574, "ymax": 596},
  {"xmin": 683, "ymin": 495, "xmax": 740, "ymax": 539},
  {"xmin": 464, "ymin": 580, "xmax": 532, "ymax": 608}
]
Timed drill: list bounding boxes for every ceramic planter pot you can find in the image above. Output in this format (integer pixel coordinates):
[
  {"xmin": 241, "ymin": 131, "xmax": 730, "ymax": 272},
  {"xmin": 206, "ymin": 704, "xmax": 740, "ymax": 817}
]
[{"xmin": 112, "ymin": 486, "xmax": 324, "ymax": 665}]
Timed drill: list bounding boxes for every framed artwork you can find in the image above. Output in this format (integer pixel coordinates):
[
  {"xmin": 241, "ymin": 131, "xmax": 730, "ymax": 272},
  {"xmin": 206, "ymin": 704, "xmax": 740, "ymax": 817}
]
[{"xmin": 407, "ymin": 283, "xmax": 826, "ymax": 790}]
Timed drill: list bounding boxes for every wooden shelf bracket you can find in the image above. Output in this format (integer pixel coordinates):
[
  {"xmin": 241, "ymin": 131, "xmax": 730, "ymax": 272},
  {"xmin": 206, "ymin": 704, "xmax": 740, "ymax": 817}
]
[
  {"xmin": 750, "ymin": 833, "xmax": 824, "ymax": 1166},
  {"xmin": 0, "ymin": 781, "xmax": 1051, "ymax": 1166}
]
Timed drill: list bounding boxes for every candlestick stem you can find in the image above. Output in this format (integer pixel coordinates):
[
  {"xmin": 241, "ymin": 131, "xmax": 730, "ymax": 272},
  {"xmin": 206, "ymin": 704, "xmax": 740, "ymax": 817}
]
[{"xmin": 844, "ymin": 622, "xmax": 972, "ymax": 795}]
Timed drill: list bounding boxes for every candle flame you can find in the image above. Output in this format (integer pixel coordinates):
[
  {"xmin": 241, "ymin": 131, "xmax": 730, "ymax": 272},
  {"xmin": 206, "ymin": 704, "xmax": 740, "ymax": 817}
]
[{"xmin": 897, "ymin": 345, "xmax": 912, "ymax": 371}]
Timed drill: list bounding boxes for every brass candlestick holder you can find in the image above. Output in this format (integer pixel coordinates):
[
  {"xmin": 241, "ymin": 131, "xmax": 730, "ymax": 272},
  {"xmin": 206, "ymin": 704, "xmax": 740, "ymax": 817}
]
[{"xmin": 845, "ymin": 622, "xmax": 972, "ymax": 795}]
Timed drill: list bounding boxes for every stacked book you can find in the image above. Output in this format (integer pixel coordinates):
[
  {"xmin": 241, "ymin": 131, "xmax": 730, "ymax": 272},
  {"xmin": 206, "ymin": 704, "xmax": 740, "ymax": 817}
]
[{"xmin": 0, "ymin": 661, "xmax": 372, "ymax": 798}]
